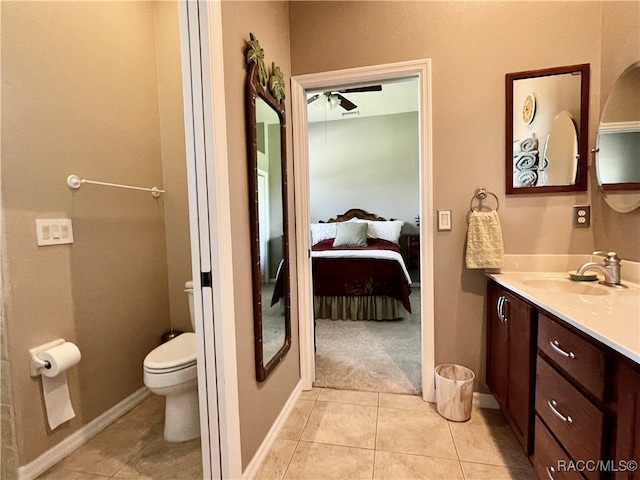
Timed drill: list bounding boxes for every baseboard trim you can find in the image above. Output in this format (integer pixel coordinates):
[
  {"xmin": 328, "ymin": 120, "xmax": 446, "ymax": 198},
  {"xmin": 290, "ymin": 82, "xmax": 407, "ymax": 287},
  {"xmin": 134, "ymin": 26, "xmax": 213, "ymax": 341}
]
[
  {"xmin": 18, "ymin": 387, "xmax": 151, "ymax": 480},
  {"xmin": 472, "ymin": 392, "xmax": 499, "ymax": 409},
  {"xmin": 242, "ymin": 380, "xmax": 302, "ymax": 480}
]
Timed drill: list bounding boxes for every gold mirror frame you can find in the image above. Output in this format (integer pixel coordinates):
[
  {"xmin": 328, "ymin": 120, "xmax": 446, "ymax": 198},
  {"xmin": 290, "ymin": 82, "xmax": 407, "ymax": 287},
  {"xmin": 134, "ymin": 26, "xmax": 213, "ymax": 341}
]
[
  {"xmin": 245, "ymin": 34, "xmax": 291, "ymax": 382},
  {"xmin": 506, "ymin": 64, "xmax": 590, "ymax": 194}
]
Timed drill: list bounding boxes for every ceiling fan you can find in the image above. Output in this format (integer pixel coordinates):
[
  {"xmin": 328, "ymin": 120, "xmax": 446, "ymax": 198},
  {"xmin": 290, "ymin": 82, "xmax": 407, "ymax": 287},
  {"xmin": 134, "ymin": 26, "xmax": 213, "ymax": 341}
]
[{"xmin": 307, "ymin": 85, "xmax": 383, "ymax": 111}]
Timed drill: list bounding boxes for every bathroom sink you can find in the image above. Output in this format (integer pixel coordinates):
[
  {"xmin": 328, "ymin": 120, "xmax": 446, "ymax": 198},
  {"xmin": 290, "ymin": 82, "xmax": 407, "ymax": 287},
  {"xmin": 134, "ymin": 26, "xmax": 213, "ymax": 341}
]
[{"xmin": 521, "ymin": 278, "xmax": 610, "ymax": 296}]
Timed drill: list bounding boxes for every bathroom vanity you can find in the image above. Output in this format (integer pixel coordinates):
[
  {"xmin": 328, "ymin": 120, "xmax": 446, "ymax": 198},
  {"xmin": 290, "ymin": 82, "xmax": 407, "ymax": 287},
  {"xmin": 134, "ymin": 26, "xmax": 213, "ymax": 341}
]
[{"xmin": 486, "ymin": 272, "xmax": 640, "ymax": 480}]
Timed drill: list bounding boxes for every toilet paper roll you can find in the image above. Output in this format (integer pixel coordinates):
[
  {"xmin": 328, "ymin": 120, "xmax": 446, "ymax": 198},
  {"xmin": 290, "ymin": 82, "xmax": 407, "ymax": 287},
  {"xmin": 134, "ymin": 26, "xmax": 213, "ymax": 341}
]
[
  {"xmin": 42, "ymin": 373, "xmax": 76, "ymax": 430},
  {"xmin": 39, "ymin": 342, "xmax": 81, "ymax": 378}
]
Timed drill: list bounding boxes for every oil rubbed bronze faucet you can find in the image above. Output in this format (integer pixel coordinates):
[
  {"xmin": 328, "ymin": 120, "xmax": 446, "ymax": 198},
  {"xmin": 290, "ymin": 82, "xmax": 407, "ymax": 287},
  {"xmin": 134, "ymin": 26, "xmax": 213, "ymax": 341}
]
[{"xmin": 576, "ymin": 251, "xmax": 624, "ymax": 287}]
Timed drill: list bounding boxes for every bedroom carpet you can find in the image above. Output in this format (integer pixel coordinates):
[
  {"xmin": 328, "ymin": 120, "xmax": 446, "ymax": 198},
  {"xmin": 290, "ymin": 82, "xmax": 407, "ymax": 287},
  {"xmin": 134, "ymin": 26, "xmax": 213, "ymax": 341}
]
[{"xmin": 314, "ymin": 287, "xmax": 421, "ymax": 395}]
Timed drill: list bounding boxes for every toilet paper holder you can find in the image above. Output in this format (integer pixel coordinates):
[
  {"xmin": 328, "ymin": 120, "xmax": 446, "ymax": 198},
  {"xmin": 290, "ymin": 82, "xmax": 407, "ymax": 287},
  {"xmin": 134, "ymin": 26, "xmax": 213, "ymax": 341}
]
[{"xmin": 29, "ymin": 339, "xmax": 65, "ymax": 376}]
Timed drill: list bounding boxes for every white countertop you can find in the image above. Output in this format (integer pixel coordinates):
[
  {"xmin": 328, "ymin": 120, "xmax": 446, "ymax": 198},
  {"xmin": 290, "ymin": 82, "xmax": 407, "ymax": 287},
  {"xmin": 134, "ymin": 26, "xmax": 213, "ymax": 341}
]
[{"xmin": 487, "ymin": 271, "xmax": 640, "ymax": 365}]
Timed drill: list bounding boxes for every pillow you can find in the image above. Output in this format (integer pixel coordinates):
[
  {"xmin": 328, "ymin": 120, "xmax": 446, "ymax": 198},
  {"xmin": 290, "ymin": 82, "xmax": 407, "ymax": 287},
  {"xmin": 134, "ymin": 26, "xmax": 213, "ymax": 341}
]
[
  {"xmin": 355, "ymin": 219, "xmax": 404, "ymax": 244},
  {"xmin": 310, "ymin": 222, "xmax": 338, "ymax": 246},
  {"xmin": 332, "ymin": 222, "xmax": 368, "ymax": 247}
]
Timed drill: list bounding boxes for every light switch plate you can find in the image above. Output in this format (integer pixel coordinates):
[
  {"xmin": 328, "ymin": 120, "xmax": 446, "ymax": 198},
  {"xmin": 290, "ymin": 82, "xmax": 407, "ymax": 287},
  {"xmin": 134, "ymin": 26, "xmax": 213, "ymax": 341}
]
[
  {"xmin": 437, "ymin": 210, "xmax": 452, "ymax": 231},
  {"xmin": 36, "ymin": 219, "xmax": 74, "ymax": 246}
]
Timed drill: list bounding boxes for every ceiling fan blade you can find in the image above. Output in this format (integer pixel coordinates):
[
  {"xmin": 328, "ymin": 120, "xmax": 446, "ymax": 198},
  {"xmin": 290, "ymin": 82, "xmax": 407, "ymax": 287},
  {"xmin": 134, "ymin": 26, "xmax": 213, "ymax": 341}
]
[
  {"xmin": 338, "ymin": 85, "xmax": 382, "ymax": 93},
  {"xmin": 307, "ymin": 94, "xmax": 321, "ymax": 105},
  {"xmin": 334, "ymin": 94, "xmax": 357, "ymax": 111}
]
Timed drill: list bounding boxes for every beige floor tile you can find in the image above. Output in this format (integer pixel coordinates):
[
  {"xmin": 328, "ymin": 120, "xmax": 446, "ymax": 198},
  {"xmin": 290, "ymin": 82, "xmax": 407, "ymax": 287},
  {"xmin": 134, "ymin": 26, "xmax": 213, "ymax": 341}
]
[
  {"xmin": 115, "ymin": 395, "xmax": 165, "ymax": 428},
  {"xmin": 376, "ymin": 406, "xmax": 458, "ymax": 460},
  {"xmin": 317, "ymin": 388, "xmax": 378, "ymax": 406},
  {"xmin": 279, "ymin": 399, "xmax": 315, "ymax": 441},
  {"xmin": 255, "ymin": 438, "xmax": 297, "ymax": 480},
  {"xmin": 36, "ymin": 464, "xmax": 110, "ymax": 480},
  {"xmin": 449, "ymin": 409, "xmax": 530, "ymax": 468},
  {"xmin": 300, "ymin": 388, "xmax": 321, "ymax": 401},
  {"xmin": 112, "ymin": 435, "xmax": 201, "ymax": 479},
  {"xmin": 284, "ymin": 441, "xmax": 374, "ymax": 480},
  {"xmin": 373, "ymin": 450, "xmax": 464, "ymax": 479},
  {"xmin": 460, "ymin": 461, "xmax": 537, "ymax": 480},
  {"xmin": 56, "ymin": 428, "xmax": 155, "ymax": 476},
  {"xmin": 301, "ymin": 401, "xmax": 377, "ymax": 449},
  {"xmin": 378, "ymin": 393, "xmax": 432, "ymax": 411}
]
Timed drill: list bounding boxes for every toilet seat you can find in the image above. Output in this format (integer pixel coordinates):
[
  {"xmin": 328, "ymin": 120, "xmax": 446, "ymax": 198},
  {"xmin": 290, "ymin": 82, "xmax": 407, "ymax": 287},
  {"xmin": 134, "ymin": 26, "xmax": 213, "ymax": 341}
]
[{"xmin": 143, "ymin": 332, "xmax": 196, "ymax": 373}]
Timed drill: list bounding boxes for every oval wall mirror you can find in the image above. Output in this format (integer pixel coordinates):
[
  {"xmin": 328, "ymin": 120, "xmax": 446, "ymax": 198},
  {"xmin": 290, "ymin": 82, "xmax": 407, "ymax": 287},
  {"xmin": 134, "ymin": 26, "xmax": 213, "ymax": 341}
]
[
  {"xmin": 595, "ymin": 61, "xmax": 640, "ymax": 213},
  {"xmin": 245, "ymin": 34, "xmax": 291, "ymax": 382},
  {"xmin": 542, "ymin": 111, "xmax": 579, "ymax": 187},
  {"xmin": 506, "ymin": 64, "xmax": 590, "ymax": 194}
]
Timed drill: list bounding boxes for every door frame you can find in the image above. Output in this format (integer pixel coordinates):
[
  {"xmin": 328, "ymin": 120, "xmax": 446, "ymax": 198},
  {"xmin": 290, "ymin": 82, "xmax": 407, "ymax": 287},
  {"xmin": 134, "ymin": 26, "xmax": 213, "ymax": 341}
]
[
  {"xmin": 178, "ymin": 1, "xmax": 242, "ymax": 478},
  {"xmin": 291, "ymin": 60, "xmax": 436, "ymax": 402}
]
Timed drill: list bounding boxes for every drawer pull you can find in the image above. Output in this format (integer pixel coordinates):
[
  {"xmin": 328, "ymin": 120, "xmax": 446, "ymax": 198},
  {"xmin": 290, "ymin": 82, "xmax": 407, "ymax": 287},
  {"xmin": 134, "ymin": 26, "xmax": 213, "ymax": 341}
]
[
  {"xmin": 550, "ymin": 340, "xmax": 575, "ymax": 359},
  {"xmin": 496, "ymin": 296, "xmax": 508, "ymax": 323},
  {"xmin": 548, "ymin": 399, "xmax": 573, "ymax": 424},
  {"xmin": 546, "ymin": 466, "xmax": 557, "ymax": 480}
]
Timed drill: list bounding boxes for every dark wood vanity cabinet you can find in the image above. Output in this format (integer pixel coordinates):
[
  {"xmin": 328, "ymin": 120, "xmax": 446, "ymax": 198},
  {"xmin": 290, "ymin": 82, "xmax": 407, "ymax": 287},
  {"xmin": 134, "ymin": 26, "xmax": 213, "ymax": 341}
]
[
  {"xmin": 614, "ymin": 360, "xmax": 640, "ymax": 480},
  {"xmin": 486, "ymin": 280, "xmax": 640, "ymax": 480},
  {"xmin": 486, "ymin": 281, "xmax": 536, "ymax": 454}
]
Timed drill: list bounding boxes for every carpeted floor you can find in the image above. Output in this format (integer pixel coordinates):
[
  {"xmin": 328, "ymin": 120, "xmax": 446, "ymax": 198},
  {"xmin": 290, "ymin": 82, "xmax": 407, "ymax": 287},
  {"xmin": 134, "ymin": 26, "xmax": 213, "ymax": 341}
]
[{"xmin": 314, "ymin": 287, "xmax": 422, "ymax": 395}]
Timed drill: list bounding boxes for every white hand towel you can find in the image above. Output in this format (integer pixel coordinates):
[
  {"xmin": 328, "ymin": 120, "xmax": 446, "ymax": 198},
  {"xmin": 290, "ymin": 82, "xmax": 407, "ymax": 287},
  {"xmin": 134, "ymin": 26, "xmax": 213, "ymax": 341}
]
[{"xmin": 465, "ymin": 210, "xmax": 504, "ymax": 269}]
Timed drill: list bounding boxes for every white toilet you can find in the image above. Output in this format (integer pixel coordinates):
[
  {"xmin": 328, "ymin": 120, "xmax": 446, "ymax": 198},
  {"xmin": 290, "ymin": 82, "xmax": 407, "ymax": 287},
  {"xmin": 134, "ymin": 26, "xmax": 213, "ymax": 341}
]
[{"xmin": 143, "ymin": 280, "xmax": 199, "ymax": 442}]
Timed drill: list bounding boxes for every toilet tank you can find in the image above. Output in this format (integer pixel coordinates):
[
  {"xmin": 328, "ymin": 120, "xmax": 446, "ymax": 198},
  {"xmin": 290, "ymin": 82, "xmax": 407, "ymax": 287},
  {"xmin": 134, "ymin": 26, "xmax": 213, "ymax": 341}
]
[{"xmin": 185, "ymin": 280, "xmax": 194, "ymax": 330}]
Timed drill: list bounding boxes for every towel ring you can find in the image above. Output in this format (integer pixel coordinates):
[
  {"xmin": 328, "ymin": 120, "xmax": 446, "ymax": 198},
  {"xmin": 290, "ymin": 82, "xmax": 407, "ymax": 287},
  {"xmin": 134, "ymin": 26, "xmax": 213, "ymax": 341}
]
[{"xmin": 469, "ymin": 187, "xmax": 499, "ymax": 212}]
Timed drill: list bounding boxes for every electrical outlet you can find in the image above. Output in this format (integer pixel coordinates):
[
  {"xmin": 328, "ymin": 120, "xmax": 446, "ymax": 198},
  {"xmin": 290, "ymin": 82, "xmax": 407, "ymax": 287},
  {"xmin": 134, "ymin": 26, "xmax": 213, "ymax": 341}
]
[{"xmin": 573, "ymin": 205, "xmax": 590, "ymax": 228}]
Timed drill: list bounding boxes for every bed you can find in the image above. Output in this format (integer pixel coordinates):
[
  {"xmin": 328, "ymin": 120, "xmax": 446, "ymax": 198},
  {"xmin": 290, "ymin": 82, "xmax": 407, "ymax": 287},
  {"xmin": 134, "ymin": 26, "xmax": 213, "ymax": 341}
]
[{"xmin": 309, "ymin": 209, "xmax": 413, "ymax": 321}]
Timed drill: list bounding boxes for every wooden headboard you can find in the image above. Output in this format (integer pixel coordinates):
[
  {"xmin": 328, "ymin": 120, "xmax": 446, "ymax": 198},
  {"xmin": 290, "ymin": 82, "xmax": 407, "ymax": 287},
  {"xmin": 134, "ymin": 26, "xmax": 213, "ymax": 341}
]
[{"xmin": 322, "ymin": 208, "xmax": 387, "ymax": 223}]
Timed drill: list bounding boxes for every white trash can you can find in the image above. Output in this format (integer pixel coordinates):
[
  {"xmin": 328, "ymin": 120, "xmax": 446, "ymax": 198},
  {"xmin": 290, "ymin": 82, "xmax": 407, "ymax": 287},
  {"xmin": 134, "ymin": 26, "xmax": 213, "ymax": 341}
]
[{"xmin": 434, "ymin": 364, "xmax": 475, "ymax": 422}]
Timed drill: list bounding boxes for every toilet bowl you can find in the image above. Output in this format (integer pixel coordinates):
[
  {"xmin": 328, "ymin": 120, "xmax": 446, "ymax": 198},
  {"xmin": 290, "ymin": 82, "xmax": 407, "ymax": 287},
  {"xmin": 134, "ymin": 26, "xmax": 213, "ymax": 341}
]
[{"xmin": 143, "ymin": 280, "xmax": 199, "ymax": 442}]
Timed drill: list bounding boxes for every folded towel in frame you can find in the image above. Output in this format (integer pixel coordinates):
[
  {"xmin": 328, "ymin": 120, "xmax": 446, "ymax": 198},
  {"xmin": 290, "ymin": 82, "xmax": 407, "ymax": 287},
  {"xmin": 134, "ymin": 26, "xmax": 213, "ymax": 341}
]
[
  {"xmin": 515, "ymin": 170, "xmax": 538, "ymax": 187},
  {"xmin": 514, "ymin": 151, "xmax": 539, "ymax": 171},
  {"xmin": 465, "ymin": 210, "xmax": 504, "ymax": 269},
  {"xmin": 513, "ymin": 135, "xmax": 538, "ymax": 153}
]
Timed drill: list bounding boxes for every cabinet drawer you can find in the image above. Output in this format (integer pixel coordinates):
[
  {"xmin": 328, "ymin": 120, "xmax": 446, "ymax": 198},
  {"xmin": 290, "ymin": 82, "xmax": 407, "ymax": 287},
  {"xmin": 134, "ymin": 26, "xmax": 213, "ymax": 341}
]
[
  {"xmin": 533, "ymin": 416, "xmax": 584, "ymax": 480},
  {"xmin": 536, "ymin": 356, "xmax": 603, "ymax": 480},
  {"xmin": 538, "ymin": 313, "xmax": 607, "ymax": 401}
]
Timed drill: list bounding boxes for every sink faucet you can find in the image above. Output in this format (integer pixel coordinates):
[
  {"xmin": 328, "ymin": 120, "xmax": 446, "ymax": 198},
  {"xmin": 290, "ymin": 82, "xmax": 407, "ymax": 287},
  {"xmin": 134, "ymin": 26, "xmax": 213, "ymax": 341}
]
[{"xmin": 576, "ymin": 251, "xmax": 623, "ymax": 286}]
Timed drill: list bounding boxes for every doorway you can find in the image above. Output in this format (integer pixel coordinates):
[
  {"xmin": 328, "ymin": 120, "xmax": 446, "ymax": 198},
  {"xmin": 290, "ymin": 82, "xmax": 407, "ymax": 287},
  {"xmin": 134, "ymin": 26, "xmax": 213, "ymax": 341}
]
[{"xmin": 291, "ymin": 60, "xmax": 436, "ymax": 402}]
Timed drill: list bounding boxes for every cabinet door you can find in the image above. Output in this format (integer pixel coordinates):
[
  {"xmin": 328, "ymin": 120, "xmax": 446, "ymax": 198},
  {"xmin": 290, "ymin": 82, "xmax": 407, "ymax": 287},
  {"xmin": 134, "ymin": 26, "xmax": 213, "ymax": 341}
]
[
  {"xmin": 615, "ymin": 361, "xmax": 640, "ymax": 480},
  {"xmin": 486, "ymin": 282, "xmax": 509, "ymax": 407},
  {"xmin": 505, "ymin": 289, "xmax": 535, "ymax": 454}
]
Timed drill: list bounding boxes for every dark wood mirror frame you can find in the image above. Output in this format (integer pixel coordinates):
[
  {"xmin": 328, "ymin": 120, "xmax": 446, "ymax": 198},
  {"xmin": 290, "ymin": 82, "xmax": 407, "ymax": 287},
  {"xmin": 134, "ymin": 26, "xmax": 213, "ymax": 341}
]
[
  {"xmin": 245, "ymin": 35, "xmax": 291, "ymax": 382},
  {"xmin": 506, "ymin": 64, "xmax": 590, "ymax": 195}
]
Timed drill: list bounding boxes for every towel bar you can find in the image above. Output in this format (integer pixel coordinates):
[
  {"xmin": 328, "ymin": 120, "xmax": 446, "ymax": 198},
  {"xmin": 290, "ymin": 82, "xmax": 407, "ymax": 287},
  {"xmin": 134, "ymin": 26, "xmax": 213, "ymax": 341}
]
[{"xmin": 469, "ymin": 187, "xmax": 499, "ymax": 212}]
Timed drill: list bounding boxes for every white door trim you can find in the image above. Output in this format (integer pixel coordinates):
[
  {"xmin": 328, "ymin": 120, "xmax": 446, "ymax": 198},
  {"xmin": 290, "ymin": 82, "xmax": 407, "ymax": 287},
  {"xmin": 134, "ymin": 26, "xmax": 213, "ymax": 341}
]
[
  {"xmin": 291, "ymin": 59, "xmax": 436, "ymax": 402},
  {"xmin": 179, "ymin": 1, "xmax": 243, "ymax": 478}
]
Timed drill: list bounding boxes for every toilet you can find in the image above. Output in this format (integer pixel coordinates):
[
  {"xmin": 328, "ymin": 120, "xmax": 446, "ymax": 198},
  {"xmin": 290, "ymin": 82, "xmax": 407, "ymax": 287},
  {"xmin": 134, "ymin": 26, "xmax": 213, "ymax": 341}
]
[{"xmin": 143, "ymin": 280, "xmax": 199, "ymax": 442}]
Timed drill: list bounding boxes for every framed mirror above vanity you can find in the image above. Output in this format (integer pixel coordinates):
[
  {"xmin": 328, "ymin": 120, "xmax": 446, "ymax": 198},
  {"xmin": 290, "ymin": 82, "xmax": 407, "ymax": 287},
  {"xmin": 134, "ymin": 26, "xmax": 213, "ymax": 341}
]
[
  {"xmin": 245, "ymin": 33, "xmax": 291, "ymax": 382},
  {"xmin": 506, "ymin": 64, "xmax": 590, "ymax": 194},
  {"xmin": 595, "ymin": 61, "xmax": 640, "ymax": 213}
]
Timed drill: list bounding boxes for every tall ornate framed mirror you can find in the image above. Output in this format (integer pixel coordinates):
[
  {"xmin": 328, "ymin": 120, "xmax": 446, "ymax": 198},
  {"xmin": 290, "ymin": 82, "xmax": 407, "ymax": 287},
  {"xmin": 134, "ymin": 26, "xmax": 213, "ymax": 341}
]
[
  {"xmin": 595, "ymin": 61, "xmax": 640, "ymax": 213},
  {"xmin": 245, "ymin": 34, "xmax": 291, "ymax": 381},
  {"xmin": 506, "ymin": 64, "xmax": 590, "ymax": 194}
]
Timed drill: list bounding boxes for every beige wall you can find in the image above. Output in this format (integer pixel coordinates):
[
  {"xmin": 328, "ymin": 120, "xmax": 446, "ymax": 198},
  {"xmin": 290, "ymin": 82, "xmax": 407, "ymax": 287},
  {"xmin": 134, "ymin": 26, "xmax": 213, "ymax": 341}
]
[
  {"xmin": 308, "ymin": 112, "xmax": 420, "ymax": 233},
  {"xmin": 221, "ymin": 2, "xmax": 300, "ymax": 470},
  {"xmin": 1, "ymin": 2, "xmax": 172, "ymax": 464},
  {"xmin": 289, "ymin": 1, "xmax": 606, "ymax": 392},
  {"xmin": 155, "ymin": 2, "xmax": 193, "ymax": 333},
  {"xmin": 593, "ymin": 1, "xmax": 640, "ymax": 261}
]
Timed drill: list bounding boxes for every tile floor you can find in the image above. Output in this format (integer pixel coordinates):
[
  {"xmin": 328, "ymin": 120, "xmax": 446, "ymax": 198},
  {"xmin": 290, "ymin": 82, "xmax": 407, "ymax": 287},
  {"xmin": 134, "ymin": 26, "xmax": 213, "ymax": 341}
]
[
  {"xmin": 255, "ymin": 388, "xmax": 538, "ymax": 480},
  {"xmin": 35, "ymin": 388, "xmax": 538, "ymax": 480},
  {"xmin": 36, "ymin": 395, "xmax": 202, "ymax": 480}
]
